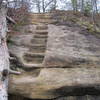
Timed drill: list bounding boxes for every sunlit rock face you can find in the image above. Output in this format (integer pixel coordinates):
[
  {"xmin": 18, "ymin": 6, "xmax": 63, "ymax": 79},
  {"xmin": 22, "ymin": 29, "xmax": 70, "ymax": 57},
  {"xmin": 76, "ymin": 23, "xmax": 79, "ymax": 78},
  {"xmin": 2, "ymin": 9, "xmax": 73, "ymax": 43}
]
[
  {"xmin": 44, "ymin": 25, "xmax": 100, "ymax": 68},
  {"xmin": 8, "ymin": 14, "xmax": 100, "ymax": 99},
  {"xmin": 8, "ymin": 24, "xmax": 100, "ymax": 69}
]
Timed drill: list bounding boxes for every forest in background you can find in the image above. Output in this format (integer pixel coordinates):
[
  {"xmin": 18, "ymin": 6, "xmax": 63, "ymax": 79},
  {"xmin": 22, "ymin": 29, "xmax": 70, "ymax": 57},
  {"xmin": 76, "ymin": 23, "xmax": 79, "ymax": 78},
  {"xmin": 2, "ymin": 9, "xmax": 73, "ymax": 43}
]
[
  {"xmin": 0, "ymin": 0, "xmax": 99, "ymax": 35},
  {"xmin": 0, "ymin": 0, "xmax": 100, "ymax": 35}
]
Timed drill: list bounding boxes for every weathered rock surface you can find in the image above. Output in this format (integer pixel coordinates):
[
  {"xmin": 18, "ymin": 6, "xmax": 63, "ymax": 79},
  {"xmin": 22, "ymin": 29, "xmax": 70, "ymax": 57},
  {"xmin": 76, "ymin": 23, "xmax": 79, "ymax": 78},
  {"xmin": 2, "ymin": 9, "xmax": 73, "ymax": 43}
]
[
  {"xmin": 44, "ymin": 25, "xmax": 100, "ymax": 68},
  {"xmin": 8, "ymin": 24, "xmax": 48, "ymax": 68},
  {"xmin": 9, "ymin": 68, "xmax": 100, "ymax": 99},
  {"xmin": 8, "ymin": 15, "xmax": 100, "ymax": 99},
  {"xmin": 9, "ymin": 24, "xmax": 100, "ymax": 69}
]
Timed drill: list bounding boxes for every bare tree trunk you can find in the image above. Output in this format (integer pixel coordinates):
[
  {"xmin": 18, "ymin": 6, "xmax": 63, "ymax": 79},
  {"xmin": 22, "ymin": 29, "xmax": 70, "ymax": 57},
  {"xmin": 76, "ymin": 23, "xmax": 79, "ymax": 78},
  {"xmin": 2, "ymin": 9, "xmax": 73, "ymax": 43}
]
[
  {"xmin": 42, "ymin": 0, "xmax": 45, "ymax": 13},
  {"xmin": 81, "ymin": 0, "xmax": 84, "ymax": 13},
  {"xmin": 71, "ymin": 0, "xmax": 78, "ymax": 13},
  {"xmin": 0, "ymin": 0, "xmax": 3, "ymax": 6},
  {"xmin": 36, "ymin": 0, "xmax": 41, "ymax": 13},
  {"xmin": 94, "ymin": 0, "xmax": 98, "ymax": 13},
  {"xmin": 53, "ymin": 0, "xmax": 57, "ymax": 10},
  {"xmin": 91, "ymin": 0, "xmax": 96, "ymax": 31},
  {"xmin": 0, "ymin": 6, "xmax": 9, "ymax": 100}
]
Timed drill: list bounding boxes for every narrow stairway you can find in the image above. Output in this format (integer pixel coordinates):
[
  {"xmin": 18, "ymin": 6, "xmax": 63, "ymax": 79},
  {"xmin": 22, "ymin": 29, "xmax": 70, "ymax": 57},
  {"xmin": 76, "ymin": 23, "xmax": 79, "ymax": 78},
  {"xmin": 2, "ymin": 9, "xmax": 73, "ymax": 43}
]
[{"xmin": 23, "ymin": 24, "xmax": 48, "ymax": 67}]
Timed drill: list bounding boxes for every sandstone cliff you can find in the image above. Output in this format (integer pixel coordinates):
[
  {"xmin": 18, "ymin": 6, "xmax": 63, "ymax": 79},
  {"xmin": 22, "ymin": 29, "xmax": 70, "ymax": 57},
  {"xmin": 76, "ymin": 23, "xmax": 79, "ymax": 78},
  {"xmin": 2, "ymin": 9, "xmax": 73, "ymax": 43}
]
[{"xmin": 8, "ymin": 14, "xmax": 100, "ymax": 100}]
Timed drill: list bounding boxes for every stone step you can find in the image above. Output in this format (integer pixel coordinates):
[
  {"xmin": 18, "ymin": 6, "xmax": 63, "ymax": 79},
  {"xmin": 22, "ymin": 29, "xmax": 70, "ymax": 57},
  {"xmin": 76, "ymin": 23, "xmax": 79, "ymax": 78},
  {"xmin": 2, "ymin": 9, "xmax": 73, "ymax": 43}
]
[
  {"xmin": 29, "ymin": 46, "xmax": 46, "ymax": 53},
  {"xmin": 30, "ymin": 14, "xmax": 52, "ymax": 19},
  {"xmin": 36, "ymin": 25, "xmax": 48, "ymax": 30},
  {"xmin": 34, "ymin": 34, "xmax": 48, "ymax": 38},
  {"xmin": 30, "ymin": 44, "xmax": 47, "ymax": 48},
  {"xmin": 9, "ymin": 68, "xmax": 100, "ymax": 99},
  {"xmin": 23, "ymin": 63, "xmax": 43, "ymax": 68},
  {"xmin": 31, "ymin": 19, "xmax": 57, "ymax": 24},
  {"xmin": 35, "ymin": 33, "xmax": 48, "ymax": 36},
  {"xmin": 31, "ymin": 38, "xmax": 47, "ymax": 44},
  {"xmin": 35, "ymin": 31, "xmax": 48, "ymax": 35},
  {"xmin": 23, "ymin": 53, "xmax": 45, "ymax": 64}
]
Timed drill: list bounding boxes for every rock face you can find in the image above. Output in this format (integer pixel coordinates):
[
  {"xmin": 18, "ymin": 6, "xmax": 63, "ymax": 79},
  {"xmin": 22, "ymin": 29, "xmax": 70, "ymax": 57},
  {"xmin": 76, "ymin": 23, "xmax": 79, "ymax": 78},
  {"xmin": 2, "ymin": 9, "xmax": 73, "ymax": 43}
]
[
  {"xmin": 45, "ymin": 25, "xmax": 100, "ymax": 68},
  {"xmin": 9, "ymin": 68, "xmax": 100, "ymax": 99},
  {"xmin": 8, "ymin": 14, "xmax": 100, "ymax": 99}
]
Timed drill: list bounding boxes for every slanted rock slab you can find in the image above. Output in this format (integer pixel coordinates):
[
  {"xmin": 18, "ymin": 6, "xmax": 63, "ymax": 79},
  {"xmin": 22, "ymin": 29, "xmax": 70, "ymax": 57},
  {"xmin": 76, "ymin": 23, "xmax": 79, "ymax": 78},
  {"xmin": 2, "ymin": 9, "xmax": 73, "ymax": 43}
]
[{"xmin": 9, "ymin": 68, "xmax": 100, "ymax": 99}]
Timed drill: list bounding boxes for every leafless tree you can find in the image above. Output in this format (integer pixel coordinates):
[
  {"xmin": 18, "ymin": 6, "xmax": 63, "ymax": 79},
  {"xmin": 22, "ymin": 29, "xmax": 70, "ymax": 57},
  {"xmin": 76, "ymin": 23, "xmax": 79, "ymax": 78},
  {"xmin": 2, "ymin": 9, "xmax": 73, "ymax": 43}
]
[
  {"xmin": 35, "ymin": 0, "xmax": 41, "ymax": 13},
  {"xmin": 31, "ymin": 0, "xmax": 56, "ymax": 13}
]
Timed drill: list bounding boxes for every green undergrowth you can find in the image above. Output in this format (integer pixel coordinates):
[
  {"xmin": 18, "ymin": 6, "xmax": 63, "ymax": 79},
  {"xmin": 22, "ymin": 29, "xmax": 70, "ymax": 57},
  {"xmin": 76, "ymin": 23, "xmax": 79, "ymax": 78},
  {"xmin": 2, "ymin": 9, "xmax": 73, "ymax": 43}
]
[
  {"xmin": 51, "ymin": 11, "xmax": 100, "ymax": 37},
  {"xmin": 60, "ymin": 15, "xmax": 100, "ymax": 37},
  {"xmin": 77, "ymin": 20, "xmax": 100, "ymax": 36}
]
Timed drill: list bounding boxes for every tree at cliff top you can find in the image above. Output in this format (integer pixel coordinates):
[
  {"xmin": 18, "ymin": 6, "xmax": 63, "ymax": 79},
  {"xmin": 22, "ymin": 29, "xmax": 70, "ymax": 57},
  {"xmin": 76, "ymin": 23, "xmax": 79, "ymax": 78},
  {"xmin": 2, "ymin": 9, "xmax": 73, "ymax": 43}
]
[
  {"xmin": 0, "ymin": 1, "xmax": 23, "ymax": 100},
  {"xmin": 0, "ymin": 2, "xmax": 9, "ymax": 100},
  {"xmin": 31, "ymin": 0, "xmax": 57, "ymax": 13}
]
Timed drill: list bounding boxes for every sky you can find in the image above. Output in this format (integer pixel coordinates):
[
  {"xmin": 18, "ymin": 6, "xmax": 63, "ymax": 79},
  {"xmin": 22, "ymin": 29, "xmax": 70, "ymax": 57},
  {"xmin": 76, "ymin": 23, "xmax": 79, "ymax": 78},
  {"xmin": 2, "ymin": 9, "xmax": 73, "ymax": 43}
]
[
  {"xmin": 32, "ymin": 0, "xmax": 72, "ymax": 12},
  {"xmin": 6, "ymin": 0, "xmax": 100, "ymax": 12},
  {"xmin": 32, "ymin": 0, "xmax": 100, "ymax": 12},
  {"xmin": 57, "ymin": 0, "xmax": 100, "ymax": 10}
]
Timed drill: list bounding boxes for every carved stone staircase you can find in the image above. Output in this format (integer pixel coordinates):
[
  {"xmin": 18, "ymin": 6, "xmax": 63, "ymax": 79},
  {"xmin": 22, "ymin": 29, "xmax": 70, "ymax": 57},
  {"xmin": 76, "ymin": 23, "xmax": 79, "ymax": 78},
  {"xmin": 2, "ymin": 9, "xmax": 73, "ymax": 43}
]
[
  {"xmin": 30, "ymin": 13, "xmax": 57, "ymax": 24},
  {"xmin": 23, "ymin": 24, "xmax": 48, "ymax": 67}
]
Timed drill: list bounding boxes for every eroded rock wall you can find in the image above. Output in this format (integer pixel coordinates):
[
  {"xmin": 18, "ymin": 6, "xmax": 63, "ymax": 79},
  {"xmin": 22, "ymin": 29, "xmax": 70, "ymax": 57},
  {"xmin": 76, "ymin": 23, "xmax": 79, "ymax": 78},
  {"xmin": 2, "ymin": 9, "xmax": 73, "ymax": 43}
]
[{"xmin": 8, "ymin": 14, "xmax": 100, "ymax": 100}]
